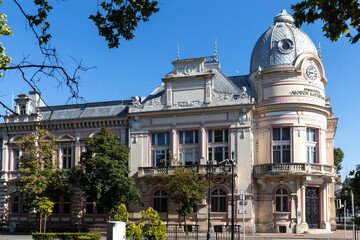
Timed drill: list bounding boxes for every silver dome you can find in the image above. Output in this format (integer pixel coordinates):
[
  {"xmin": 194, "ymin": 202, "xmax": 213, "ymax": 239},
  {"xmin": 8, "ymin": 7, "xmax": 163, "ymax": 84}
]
[{"xmin": 250, "ymin": 10, "xmax": 318, "ymax": 73}]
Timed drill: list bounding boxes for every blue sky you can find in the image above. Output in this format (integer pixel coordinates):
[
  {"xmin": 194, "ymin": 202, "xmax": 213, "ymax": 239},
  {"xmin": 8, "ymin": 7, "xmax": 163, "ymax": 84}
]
[{"xmin": 1, "ymin": 0, "xmax": 359, "ymax": 180}]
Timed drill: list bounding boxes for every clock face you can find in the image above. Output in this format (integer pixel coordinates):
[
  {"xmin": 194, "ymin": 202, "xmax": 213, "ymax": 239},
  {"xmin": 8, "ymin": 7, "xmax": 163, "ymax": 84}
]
[{"xmin": 306, "ymin": 65, "xmax": 318, "ymax": 80}]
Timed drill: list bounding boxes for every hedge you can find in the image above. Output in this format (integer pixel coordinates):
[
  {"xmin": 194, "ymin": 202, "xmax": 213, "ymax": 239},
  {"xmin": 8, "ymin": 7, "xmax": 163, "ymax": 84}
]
[{"xmin": 32, "ymin": 233, "xmax": 101, "ymax": 240}]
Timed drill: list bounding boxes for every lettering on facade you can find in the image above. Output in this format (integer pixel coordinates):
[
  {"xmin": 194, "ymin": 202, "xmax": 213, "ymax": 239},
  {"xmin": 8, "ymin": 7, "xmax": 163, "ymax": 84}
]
[{"xmin": 289, "ymin": 88, "xmax": 325, "ymax": 100}]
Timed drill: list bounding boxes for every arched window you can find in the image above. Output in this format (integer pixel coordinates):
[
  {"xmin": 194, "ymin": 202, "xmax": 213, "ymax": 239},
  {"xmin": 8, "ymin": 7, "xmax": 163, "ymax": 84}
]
[
  {"xmin": 211, "ymin": 189, "xmax": 226, "ymax": 212},
  {"xmin": 275, "ymin": 188, "xmax": 289, "ymax": 212},
  {"xmin": 153, "ymin": 190, "xmax": 167, "ymax": 213}
]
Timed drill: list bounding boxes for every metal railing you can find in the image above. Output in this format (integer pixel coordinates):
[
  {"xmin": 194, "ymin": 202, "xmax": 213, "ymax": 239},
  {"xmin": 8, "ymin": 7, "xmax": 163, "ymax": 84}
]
[{"xmin": 166, "ymin": 224, "xmax": 199, "ymax": 240}]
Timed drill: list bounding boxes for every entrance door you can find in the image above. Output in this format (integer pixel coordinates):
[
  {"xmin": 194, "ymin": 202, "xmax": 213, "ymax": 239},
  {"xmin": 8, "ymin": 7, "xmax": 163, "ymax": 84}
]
[{"xmin": 306, "ymin": 187, "xmax": 320, "ymax": 228}]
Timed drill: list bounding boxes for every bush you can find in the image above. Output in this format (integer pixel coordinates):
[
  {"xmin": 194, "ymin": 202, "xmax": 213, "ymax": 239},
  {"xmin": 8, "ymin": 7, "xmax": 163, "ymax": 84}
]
[
  {"xmin": 139, "ymin": 207, "xmax": 166, "ymax": 240},
  {"xmin": 127, "ymin": 223, "xmax": 142, "ymax": 240},
  {"xmin": 32, "ymin": 233, "xmax": 101, "ymax": 240},
  {"xmin": 112, "ymin": 203, "xmax": 129, "ymax": 223}
]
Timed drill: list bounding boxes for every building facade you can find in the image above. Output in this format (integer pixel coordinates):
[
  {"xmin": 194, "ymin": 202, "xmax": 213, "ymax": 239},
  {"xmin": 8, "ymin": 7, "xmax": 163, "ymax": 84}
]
[{"xmin": 0, "ymin": 10, "xmax": 339, "ymax": 233}]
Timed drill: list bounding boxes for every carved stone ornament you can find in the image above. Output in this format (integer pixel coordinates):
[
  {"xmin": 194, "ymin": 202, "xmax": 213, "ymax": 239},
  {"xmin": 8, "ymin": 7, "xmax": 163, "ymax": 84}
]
[
  {"xmin": 212, "ymin": 89, "xmax": 249, "ymax": 102},
  {"xmin": 169, "ymin": 62, "xmax": 206, "ymax": 76},
  {"xmin": 131, "ymin": 116, "xmax": 140, "ymax": 131},
  {"xmin": 173, "ymin": 100, "xmax": 201, "ymax": 107},
  {"xmin": 257, "ymin": 177, "xmax": 266, "ymax": 192}
]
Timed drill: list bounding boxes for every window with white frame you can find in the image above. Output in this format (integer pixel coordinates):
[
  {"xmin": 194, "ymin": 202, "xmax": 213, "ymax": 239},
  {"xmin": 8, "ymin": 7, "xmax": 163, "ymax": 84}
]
[
  {"xmin": 153, "ymin": 190, "xmax": 167, "ymax": 213},
  {"xmin": 272, "ymin": 127, "xmax": 291, "ymax": 163},
  {"xmin": 20, "ymin": 105, "xmax": 26, "ymax": 115},
  {"xmin": 307, "ymin": 128, "xmax": 317, "ymax": 163},
  {"xmin": 151, "ymin": 133, "xmax": 170, "ymax": 167},
  {"xmin": 275, "ymin": 188, "xmax": 289, "ymax": 212},
  {"xmin": 179, "ymin": 130, "xmax": 199, "ymax": 166},
  {"xmin": 208, "ymin": 129, "xmax": 228, "ymax": 163},
  {"xmin": 13, "ymin": 149, "xmax": 20, "ymax": 170},
  {"xmin": 62, "ymin": 147, "xmax": 72, "ymax": 169},
  {"xmin": 211, "ymin": 189, "xmax": 227, "ymax": 212}
]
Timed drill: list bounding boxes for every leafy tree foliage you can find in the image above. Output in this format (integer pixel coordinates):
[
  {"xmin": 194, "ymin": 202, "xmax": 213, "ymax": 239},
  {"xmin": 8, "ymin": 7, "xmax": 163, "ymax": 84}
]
[
  {"xmin": 35, "ymin": 197, "xmax": 54, "ymax": 233},
  {"xmin": 69, "ymin": 127, "xmax": 141, "ymax": 213},
  {"xmin": 0, "ymin": 1, "xmax": 12, "ymax": 78},
  {"xmin": 164, "ymin": 164, "xmax": 207, "ymax": 226},
  {"xmin": 349, "ymin": 164, "xmax": 360, "ymax": 207},
  {"xmin": 112, "ymin": 203, "xmax": 129, "ymax": 223},
  {"xmin": 90, "ymin": 0, "xmax": 159, "ymax": 49},
  {"xmin": 334, "ymin": 147, "xmax": 344, "ymax": 174},
  {"xmin": 139, "ymin": 207, "xmax": 166, "ymax": 240},
  {"xmin": 291, "ymin": 0, "xmax": 360, "ymax": 43},
  {"xmin": 16, "ymin": 129, "xmax": 68, "ymax": 212}
]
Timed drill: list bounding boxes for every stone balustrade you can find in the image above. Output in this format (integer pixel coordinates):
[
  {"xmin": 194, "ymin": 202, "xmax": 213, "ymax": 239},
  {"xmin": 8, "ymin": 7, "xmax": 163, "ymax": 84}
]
[{"xmin": 253, "ymin": 163, "xmax": 336, "ymax": 176}]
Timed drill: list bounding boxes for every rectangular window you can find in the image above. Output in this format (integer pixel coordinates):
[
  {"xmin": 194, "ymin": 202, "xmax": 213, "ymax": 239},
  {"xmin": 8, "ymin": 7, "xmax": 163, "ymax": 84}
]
[
  {"xmin": 272, "ymin": 128, "xmax": 291, "ymax": 163},
  {"xmin": 307, "ymin": 128, "xmax": 317, "ymax": 163},
  {"xmin": 208, "ymin": 129, "xmax": 228, "ymax": 163},
  {"xmin": 11, "ymin": 196, "xmax": 21, "ymax": 213},
  {"xmin": 0, "ymin": 138, "xmax": 2, "ymax": 171},
  {"xmin": 13, "ymin": 149, "xmax": 20, "ymax": 170},
  {"xmin": 62, "ymin": 148, "xmax": 72, "ymax": 169},
  {"xmin": 151, "ymin": 132, "xmax": 171, "ymax": 167},
  {"xmin": 179, "ymin": 131, "xmax": 199, "ymax": 166}
]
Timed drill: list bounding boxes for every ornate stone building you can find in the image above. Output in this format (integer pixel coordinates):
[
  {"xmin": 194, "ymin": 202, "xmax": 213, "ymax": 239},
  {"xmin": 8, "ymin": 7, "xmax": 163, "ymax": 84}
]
[{"xmin": 0, "ymin": 10, "xmax": 338, "ymax": 233}]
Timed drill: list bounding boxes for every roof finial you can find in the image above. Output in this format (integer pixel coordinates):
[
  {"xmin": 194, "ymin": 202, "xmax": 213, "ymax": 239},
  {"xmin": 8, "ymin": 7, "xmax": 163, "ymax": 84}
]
[
  {"xmin": 317, "ymin": 42, "xmax": 322, "ymax": 59},
  {"xmin": 177, "ymin": 43, "xmax": 180, "ymax": 61},
  {"xmin": 34, "ymin": 79, "xmax": 37, "ymax": 91},
  {"xmin": 214, "ymin": 38, "xmax": 218, "ymax": 61}
]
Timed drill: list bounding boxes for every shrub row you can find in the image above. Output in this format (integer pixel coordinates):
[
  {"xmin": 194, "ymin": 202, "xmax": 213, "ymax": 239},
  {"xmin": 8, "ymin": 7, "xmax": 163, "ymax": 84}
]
[{"xmin": 32, "ymin": 233, "xmax": 101, "ymax": 240}]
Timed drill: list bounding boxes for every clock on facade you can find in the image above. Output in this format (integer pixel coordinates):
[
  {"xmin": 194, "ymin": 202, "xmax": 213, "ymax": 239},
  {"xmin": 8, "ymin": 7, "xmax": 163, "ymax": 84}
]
[{"xmin": 306, "ymin": 65, "xmax": 318, "ymax": 80}]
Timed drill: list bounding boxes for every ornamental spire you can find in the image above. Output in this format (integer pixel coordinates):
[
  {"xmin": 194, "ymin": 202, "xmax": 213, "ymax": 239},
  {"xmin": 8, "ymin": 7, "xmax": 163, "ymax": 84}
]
[{"xmin": 177, "ymin": 43, "xmax": 180, "ymax": 60}]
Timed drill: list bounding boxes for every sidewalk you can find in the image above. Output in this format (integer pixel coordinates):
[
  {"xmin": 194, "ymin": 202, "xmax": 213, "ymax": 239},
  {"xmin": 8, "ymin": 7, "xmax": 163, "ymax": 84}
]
[{"xmin": 0, "ymin": 229, "xmax": 356, "ymax": 239}]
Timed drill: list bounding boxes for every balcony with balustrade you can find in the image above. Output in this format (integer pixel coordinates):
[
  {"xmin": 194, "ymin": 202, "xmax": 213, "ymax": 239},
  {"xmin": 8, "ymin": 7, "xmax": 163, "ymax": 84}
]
[
  {"xmin": 253, "ymin": 163, "xmax": 336, "ymax": 177},
  {"xmin": 137, "ymin": 164, "xmax": 237, "ymax": 179}
]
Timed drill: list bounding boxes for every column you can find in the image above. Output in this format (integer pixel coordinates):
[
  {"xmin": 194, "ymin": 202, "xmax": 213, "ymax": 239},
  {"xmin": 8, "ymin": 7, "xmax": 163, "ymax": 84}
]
[
  {"xmin": 301, "ymin": 184, "xmax": 306, "ymax": 223},
  {"xmin": 200, "ymin": 127, "xmax": 206, "ymax": 165},
  {"xmin": 74, "ymin": 131, "xmax": 81, "ymax": 166},
  {"xmin": 171, "ymin": 128, "xmax": 177, "ymax": 165}
]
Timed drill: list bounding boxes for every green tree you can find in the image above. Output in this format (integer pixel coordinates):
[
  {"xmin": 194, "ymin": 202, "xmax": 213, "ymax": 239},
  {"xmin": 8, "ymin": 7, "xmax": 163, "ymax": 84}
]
[
  {"xmin": 349, "ymin": 164, "xmax": 360, "ymax": 207},
  {"xmin": 16, "ymin": 129, "xmax": 68, "ymax": 212},
  {"xmin": 334, "ymin": 147, "xmax": 344, "ymax": 174},
  {"xmin": 0, "ymin": 0, "xmax": 159, "ymax": 110},
  {"xmin": 139, "ymin": 207, "xmax": 166, "ymax": 240},
  {"xmin": 34, "ymin": 197, "xmax": 54, "ymax": 233},
  {"xmin": 0, "ymin": 0, "xmax": 12, "ymax": 78},
  {"xmin": 291, "ymin": 0, "xmax": 360, "ymax": 44},
  {"xmin": 164, "ymin": 164, "xmax": 207, "ymax": 228},
  {"xmin": 69, "ymin": 127, "xmax": 141, "ymax": 213},
  {"xmin": 112, "ymin": 203, "xmax": 129, "ymax": 223}
]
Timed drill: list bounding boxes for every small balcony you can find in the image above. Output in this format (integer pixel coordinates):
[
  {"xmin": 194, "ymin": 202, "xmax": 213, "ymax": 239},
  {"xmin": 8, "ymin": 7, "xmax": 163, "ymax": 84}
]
[
  {"xmin": 253, "ymin": 163, "xmax": 336, "ymax": 177},
  {"xmin": 138, "ymin": 164, "xmax": 236, "ymax": 179}
]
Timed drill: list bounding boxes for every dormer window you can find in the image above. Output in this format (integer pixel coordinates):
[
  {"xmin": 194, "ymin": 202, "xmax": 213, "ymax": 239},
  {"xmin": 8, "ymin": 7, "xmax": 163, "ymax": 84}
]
[{"xmin": 20, "ymin": 105, "xmax": 26, "ymax": 116}]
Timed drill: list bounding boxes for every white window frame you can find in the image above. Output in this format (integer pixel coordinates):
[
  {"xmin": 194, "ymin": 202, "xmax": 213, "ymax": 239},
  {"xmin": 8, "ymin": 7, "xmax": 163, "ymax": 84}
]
[
  {"xmin": 179, "ymin": 130, "xmax": 199, "ymax": 166},
  {"xmin": 62, "ymin": 147, "xmax": 72, "ymax": 169},
  {"xmin": 208, "ymin": 129, "xmax": 228, "ymax": 163},
  {"xmin": 307, "ymin": 128, "xmax": 317, "ymax": 163},
  {"xmin": 272, "ymin": 127, "xmax": 291, "ymax": 163},
  {"xmin": 13, "ymin": 149, "xmax": 20, "ymax": 170},
  {"xmin": 151, "ymin": 133, "xmax": 170, "ymax": 167}
]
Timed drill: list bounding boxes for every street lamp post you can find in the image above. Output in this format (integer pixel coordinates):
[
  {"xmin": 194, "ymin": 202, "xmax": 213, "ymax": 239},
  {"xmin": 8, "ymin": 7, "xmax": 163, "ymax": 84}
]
[
  {"xmin": 193, "ymin": 160, "xmax": 227, "ymax": 240},
  {"xmin": 219, "ymin": 151, "xmax": 236, "ymax": 240}
]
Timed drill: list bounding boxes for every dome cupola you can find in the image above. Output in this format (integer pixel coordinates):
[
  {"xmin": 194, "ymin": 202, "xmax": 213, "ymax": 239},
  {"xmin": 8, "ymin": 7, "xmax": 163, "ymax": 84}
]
[{"xmin": 250, "ymin": 10, "xmax": 318, "ymax": 74}]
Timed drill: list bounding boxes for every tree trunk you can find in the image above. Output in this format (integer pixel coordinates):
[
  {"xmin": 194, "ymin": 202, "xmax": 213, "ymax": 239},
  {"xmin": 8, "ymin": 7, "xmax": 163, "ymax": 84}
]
[
  {"xmin": 44, "ymin": 214, "xmax": 47, "ymax": 233},
  {"xmin": 39, "ymin": 213, "xmax": 42, "ymax": 233}
]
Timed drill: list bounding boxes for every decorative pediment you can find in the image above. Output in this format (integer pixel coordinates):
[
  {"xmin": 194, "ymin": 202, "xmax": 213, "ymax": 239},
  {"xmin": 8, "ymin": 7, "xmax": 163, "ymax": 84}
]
[{"xmin": 58, "ymin": 133, "xmax": 75, "ymax": 141}]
